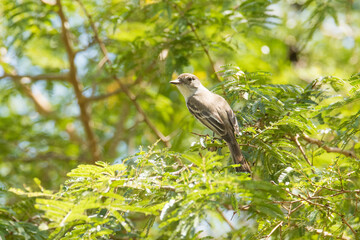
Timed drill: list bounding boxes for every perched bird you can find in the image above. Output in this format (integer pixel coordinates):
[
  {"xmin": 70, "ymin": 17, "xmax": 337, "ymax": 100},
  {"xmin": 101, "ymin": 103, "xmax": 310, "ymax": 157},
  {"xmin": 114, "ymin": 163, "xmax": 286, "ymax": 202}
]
[{"xmin": 170, "ymin": 73, "xmax": 251, "ymax": 173}]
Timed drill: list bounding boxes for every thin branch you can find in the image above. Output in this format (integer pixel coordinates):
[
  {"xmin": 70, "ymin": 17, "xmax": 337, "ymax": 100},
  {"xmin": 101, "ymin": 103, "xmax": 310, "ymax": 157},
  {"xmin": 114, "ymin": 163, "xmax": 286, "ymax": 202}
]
[
  {"xmin": 171, "ymin": 3, "xmax": 222, "ymax": 83},
  {"xmin": 4, "ymin": 152, "xmax": 83, "ymax": 162},
  {"xmin": 191, "ymin": 132, "xmax": 258, "ymax": 148},
  {"xmin": 272, "ymin": 200, "xmax": 302, "ymax": 204},
  {"xmin": 86, "ymin": 88, "xmax": 123, "ymax": 101},
  {"xmin": 0, "ymin": 73, "xmax": 69, "ymax": 82},
  {"xmin": 171, "ymin": 163, "xmax": 194, "ymax": 175},
  {"xmin": 239, "ymin": 205, "xmax": 250, "ymax": 211},
  {"xmin": 216, "ymin": 207, "xmax": 235, "ymax": 231},
  {"xmin": 107, "ymin": 104, "xmax": 130, "ymax": 158},
  {"xmin": 96, "ymin": 56, "xmax": 108, "ymax": 70},
  {"xmin": 265, "ymin": 221, "xmax": 283, "ymax": 240},
  {"xmin": 290, "ymin": 203, "xmax": 304, "ymax": 214},
  {"xmin": 305, "ymin": 226, "xmax": 350, "ymax": 240},
  {"xmin": 188, "ymin": 24, "xmax": 222, "ymax": 82},
  {"xmin": 3, "ymin": 69, "xmax": 55, "ymax": 115},
  {"xmin": 302, "ymin": 134, "xmax": 357, "ymax": 159},
  {"xmin": 56, "ymin": 0, "xmax": 101, "ymax": 163},
  {"xmin": 341, "ymin": 216, "xmax": 358, "ymax": 237},
  {"xmin": 315, "ymin": 185, "xmax": 360, "ymax": 194},
  {"xmin": 76, "ymin": 0, "xmax": 171, "ymax": 147},
  {"xmin": 85, "ymin": 79, "xmax": 148, "ymax": 102},
  {"xmin": 284, "ymin": 189, "xmax": 328, "ymax": 209},
  {"xmin": 117, "ymin": 79, "xmax": 171, "ymax": 147},
  {"xmin": 158, "ymin": 185, "xmax": 176, "ymax": 191},
  {"xmin": 110, "ymin": 163, "xmax": 194, "ymax": 183},
  {"xmin": 17, "ymin": 80, "xmax": 53, "ymax": 115},
  {"xmin": 65, "ymin": 123, "xmax": 85, "ymax": 145},
  {"xmin": 75, "ymin": 0, "xmax": 110, "ymax": 65},
  {"xmin": 74, "ymin": 39, "xmax": 96, "ymax": 54},
  {"xmin": 282, "ymin": 186, "xmax": 358, "ymax": 238},
  {"xmin": 293, "ymin": 134, "xmax": 312, "ymax": 166},
  {"xmin": 191, "ymin": 132, "xmax": 222, "ymax": 140}
]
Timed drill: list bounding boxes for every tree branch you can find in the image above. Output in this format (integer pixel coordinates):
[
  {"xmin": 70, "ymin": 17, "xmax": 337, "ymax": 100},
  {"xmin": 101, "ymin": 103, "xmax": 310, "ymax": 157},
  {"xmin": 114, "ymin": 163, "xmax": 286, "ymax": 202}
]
[
  {"xmin": 171, "ymin": 3, "xmax": 222, "ymax": 83},
  {"xmin": 341, "ymin": 216, "xmax": 358, "ymax": 237},
  {"xmin": 115, "ymin": 76, "xmax": 171, "ymax": 147},
  {"xmin": 56, "ymin": 0, "xmax": 101, "ymax": 163},
  {"xmin": 293, "ymin": 134, "xmax": 312, "ymax": 166},
  {"xmin": 4, "ymin": 152, "xmax": 85, "ymax": 162},
  {"xmin": 305, "ymin": 226, "xmax": 350, "ymax": 240},
  {"xmin": 74, "ymin": 0, "xmax": 110, "ymax": 64},
  {"xmin": 4, "ymin": 70, "xmax": 54, "ymax": 115},
  {"xmin": 171, "ymin": 163, "xmax": 194, "ymax": 175},
  {"xmin": 216, "ymin": 207, "xmax": 235, "ymax": 231},
  {"xmin": 281, "ymin": 185, "xmax": 358, "ymax": 238},
  {"xmin": 302, "ymin": 134, "xmax": 357, "ymax": 159},
  {"xmin": 188, "ymin": 24, "xmax": 222, "ymax": 82},
  {"xmin": 107, "ymin": 104, "xmax": 130, "ymax": 158},
  {"xmin": 76, "ymin": 0, "xmax": 171, "ymax": 147},
  {"xmin": 18, "ymin": 82, "xmax": 53, "ymax": 115},
  {"xmin": 0, "ymin": 73, "xmax": 69, "ymax": 82},
  {"xmin": 265, "ymin": 221, "xmax": 283, "ymax": 240},
  {"xmin": 86, "ymin": 88, "xmax": 123, "ymax": 101}
]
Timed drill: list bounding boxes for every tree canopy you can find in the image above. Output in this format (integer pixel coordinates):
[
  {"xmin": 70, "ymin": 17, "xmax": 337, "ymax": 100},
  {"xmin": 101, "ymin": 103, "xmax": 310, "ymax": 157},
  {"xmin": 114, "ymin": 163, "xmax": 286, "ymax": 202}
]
[{"xmin": 0, "ymin": 0, "xmax": 360, "ymax": 239}]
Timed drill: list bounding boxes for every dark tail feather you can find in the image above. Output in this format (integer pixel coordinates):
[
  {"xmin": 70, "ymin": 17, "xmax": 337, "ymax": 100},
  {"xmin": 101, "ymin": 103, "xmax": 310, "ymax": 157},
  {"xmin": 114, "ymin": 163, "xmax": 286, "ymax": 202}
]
[{"xmin": 226, "ymin": 140, "xmax": 251, "ymax": 173}]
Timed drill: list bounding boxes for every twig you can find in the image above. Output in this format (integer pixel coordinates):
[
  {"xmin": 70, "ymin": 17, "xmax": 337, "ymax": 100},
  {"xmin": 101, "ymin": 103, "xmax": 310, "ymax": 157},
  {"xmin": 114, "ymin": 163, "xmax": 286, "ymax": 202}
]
[
  {"xmin": 4, "ymin": 152, "xmax": 84, "ymax": 162},
  {"xmin": 76, "ymin": 0, "xmax": 171, "ymax": 147},
  {"xmin": 341, "ymin": 216, "xmax": 358, "ymax": 237},
  {"xmin": 282, "ymin": 186, "xmax": 358, "ymax": 238},
  {"xmin": 0, "ymin": 73, "xmax": 69, "ymax": 82},
  {"xmin": 191, "ymin": 132, "xmax": 221, "ymax": 140},
  {"xmin": 302, "ymin": 134, "xmax": 357, "ymax": 159},
  {"xmin": 110, "ymin": 163, "xmax": 194, "ymax": 183},
  {"xmin": 216, "ymin": 207, "xmax": 235, "ymax": 231},
  {"xmin": 75, "ymin": 0, "xmax": 110, "ymax": 65},
  {"xmin": 159, "ymin": 185, "xmax": 176, "ymax": 191},
  {"xmin": 171, "ymin": 3, "xmax": 222, "ymax": 83},
  {"xmin": 272, "ymin": 200, "xmax": 302, "ymax": 205},
  {"xmin": 305, "ymin": 226, "xmax": 350, "ymax": 240},
  {"xmin": 171, "ymin": 163, "xmax": 194, "ymax": 175},
  {"xmin": 273, "ymin": 178, "xmax": 358, "ymax": 238},
  {"xmin": 16, "ymin": 79, "xmax": 53, "ymax": 115},
  {"xmin": 118, "ymin": 80, "xmax": 171, "ymax": 147},
  {"xmin": 107, "ymin": 105, "xmax": 130, "ymax": 158},
  {"xmin": 74, "ymin": 40, "xmax": 96, "ymax": 54},
  {"xmin": 86, "ymin": 88, "xmax": 123, "ymax": 101},
  {"xmin": 285, "ymin": 189, "xmax": 328, "ymax": 208},
  {"xmin": 239, "ymin": 205, "xmax": 250, "ymax": 211},
  {"xmin": 315, "ymin": 185, "xmax": 360, "ymax": 194},
  {"xmin": 57, "ymin": 0, "xmax": 101, "ymax": 163},
  {"xmin": 293, "ymin": 134, "xmax": 312, "ymax": 166},
  {"xmin": 265, "ymin": 221, "xmax": 283, "ymax": 240},
  {"xmin": 189, "ymin": 23, "xmax": 221, "ymax": 82},
  {"xmin": 290, "ymin": 203, "xmax": 304, "ymax": 214},
  {"xmin": 191, "ymin": 132, "xmax": 258, "ymax": 148}
]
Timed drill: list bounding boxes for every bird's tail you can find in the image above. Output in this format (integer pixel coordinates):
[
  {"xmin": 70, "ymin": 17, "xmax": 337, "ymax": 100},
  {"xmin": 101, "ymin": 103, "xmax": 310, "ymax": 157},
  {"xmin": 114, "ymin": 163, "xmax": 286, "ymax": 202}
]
[{"xmin": 226, "ymin": 139, "xmax": 251, "ymax": 173}]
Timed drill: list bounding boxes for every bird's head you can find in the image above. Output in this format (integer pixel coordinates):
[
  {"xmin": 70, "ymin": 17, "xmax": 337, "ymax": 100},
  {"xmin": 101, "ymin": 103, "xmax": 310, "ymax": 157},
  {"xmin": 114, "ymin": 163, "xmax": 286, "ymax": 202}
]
[{"xmin": 170, "ymin": 73, "xmax": 202, "ymax": 100}]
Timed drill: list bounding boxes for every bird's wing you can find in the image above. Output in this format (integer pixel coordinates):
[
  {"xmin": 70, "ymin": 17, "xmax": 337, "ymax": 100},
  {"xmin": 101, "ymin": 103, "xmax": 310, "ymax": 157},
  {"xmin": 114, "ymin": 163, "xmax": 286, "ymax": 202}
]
[
  {"xmin": 186, "ymin": 96, "xmax": 226, "ymax": 136},
  {"xmin": 226, "ymin": 108, "xmax": 240, "ymax": 135}
]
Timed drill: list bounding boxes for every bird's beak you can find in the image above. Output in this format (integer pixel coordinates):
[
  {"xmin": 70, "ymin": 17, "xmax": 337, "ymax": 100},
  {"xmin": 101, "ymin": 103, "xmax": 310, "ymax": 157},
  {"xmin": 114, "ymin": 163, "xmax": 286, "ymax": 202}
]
[{"xmin": 170, "ymin": 79, "xmax": 181, "ymax": 85}]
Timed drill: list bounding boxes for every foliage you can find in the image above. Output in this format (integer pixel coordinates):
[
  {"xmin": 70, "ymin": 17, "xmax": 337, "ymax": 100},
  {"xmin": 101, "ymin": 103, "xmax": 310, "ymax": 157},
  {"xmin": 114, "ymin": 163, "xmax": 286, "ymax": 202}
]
[
  {"xmin": 0, "ymin": 191, "xmax": 47, "ymax": 240},
  {"xmin": 9, "ymin": 70, "xmax": 360, "ymax": 239},
  {"xmin": 0, "ymin": 0, "xmax": 360, "ymax": 239}
]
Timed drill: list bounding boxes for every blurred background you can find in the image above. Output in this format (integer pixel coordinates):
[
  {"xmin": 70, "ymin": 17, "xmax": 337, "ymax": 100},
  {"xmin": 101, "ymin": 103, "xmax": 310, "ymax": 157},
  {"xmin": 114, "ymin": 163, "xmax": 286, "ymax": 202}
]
[{"xmin": 0, "ymin": 0, "xmax": 359, "ymax": 192}]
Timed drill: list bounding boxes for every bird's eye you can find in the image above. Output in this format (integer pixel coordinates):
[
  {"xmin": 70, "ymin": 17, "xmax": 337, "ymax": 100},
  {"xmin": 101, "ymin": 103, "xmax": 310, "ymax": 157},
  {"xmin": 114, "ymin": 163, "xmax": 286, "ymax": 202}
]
[{"xmin": 187, "ymin": 77, "xmax": 193, "ymax": 81}]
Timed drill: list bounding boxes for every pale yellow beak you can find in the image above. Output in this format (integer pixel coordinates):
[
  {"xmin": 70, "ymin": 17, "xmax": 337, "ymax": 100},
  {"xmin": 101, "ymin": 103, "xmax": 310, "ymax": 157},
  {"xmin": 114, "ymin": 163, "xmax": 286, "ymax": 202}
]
[{"xmin": 170, "ymin": 79, "xmax": 181, "ymax": 85}]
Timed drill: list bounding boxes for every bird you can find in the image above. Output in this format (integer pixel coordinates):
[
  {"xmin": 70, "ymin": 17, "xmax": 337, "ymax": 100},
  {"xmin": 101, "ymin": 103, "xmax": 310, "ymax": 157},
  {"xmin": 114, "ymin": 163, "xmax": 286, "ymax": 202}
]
[{"xmin": 170, "ymin": 73, "xmax": 251, "ymax": 173}]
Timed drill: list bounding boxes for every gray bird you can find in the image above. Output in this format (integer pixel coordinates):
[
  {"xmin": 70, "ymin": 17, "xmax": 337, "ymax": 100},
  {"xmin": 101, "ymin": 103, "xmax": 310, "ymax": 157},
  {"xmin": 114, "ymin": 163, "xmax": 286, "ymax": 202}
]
[{"xmin": 170, "ymin": 73, "xmax": 251, "ymax": 173}]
